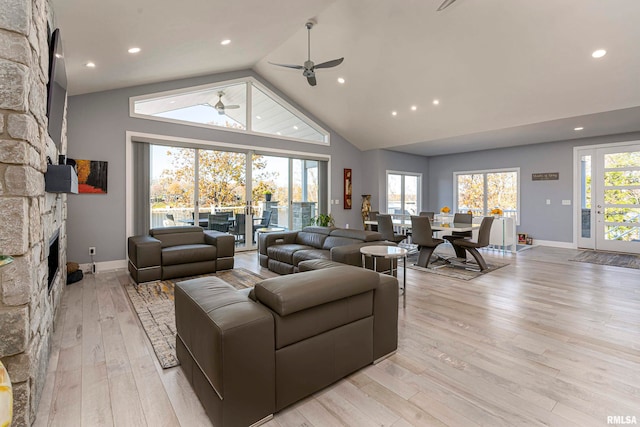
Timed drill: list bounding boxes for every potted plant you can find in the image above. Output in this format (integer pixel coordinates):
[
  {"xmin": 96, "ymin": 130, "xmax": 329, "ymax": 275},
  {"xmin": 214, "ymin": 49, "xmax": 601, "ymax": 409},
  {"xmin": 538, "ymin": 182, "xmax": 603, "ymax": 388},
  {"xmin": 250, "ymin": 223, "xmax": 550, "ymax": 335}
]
[
  {"xmin": 264, "ymin": 191, "xmax": 272, "ymax": 202},
  {"xmin": 311, "ymin": 213, "xmax": 335, "ymax": 227}
]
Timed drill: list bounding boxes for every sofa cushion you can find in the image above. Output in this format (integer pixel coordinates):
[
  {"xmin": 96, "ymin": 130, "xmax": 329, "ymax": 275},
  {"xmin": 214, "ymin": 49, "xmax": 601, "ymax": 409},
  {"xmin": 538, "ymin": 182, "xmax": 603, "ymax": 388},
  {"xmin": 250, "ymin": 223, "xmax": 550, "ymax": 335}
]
[
  {"xmin": 162, "ymin": 244, "xmax": 217, "ymax": 266},
  {"xmin": 254, "ymin": 266, "xmax": 379, "ymax": 316},
  {"xmin": 267, "ymin": 244, "xmax": 314, "ymax": 265},
  {"xmin": 292, "ymin": 249, "xmax": 330, "ymax": 266},
  {"xmin": 295, "ymin": 231, "xmax": 327, "ymax": 248},
  {"xmin": 322, "ymin": 236, "xmax": 361, "ymax": 249},
  {"xmin": 151, "ymin": 226, "xmax": 206, "ymax": 248},
  {"xmin": 298, "ymin": 259, "xmax": 345, "ymax": 272},
  {"xmin": 330, "ymin": 228, "xmax": 383, "ymax": 242}
]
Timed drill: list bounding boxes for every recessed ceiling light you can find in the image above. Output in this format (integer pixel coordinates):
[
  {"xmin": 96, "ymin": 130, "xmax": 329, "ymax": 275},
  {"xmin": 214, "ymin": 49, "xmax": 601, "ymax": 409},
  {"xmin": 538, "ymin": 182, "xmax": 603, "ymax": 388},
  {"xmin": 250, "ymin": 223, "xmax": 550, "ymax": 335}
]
[
  {"xmin": 128, "ymin": 47, "xmax": 141, "ymax": 54},
  {"xmin": 411, "ymin": 105, "xmax": 417, "ymax": 111},
  {"xmin": 337, "ymin": 77, "xmax": 345, "ymax": 84},
  {"xmin": 256, "ymin": 115, "xmax": 262, "ymax": 120},
  {"xmin": 592, "ymin": 49, "xmax": 606, "ymax": 58},
  {"xmin": 220, "ymin": 39, "xmax": 231, "ymax": 46},
  {"xmin": 391, "ymin": 111, "xmax": 398, "ymax": 116},
  {"xmin": 276, "ymin": 132, "xmax": 282, "ymax": 135},
  {"xmin": 85, "ymin": 62, "xmax": 96, "ymax": 68},
  {"xmin": 433, "ymin": 99, "xmax": 440, "ymax": 105},
  {"xmin": 574, "ymin": 127, "xmax": 584, "ymax": 131},
  {"xmin": 293, "ymin": 125, "xmax": 299, "ymax": 130}
]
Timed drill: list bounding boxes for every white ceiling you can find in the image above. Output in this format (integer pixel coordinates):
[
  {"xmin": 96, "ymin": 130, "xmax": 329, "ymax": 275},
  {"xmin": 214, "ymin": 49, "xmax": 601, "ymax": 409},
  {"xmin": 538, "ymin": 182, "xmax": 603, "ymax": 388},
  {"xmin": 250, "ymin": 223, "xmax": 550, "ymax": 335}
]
[{"xmin": 51, "ymin": 0, "xmax": 640, "ymax": 155}]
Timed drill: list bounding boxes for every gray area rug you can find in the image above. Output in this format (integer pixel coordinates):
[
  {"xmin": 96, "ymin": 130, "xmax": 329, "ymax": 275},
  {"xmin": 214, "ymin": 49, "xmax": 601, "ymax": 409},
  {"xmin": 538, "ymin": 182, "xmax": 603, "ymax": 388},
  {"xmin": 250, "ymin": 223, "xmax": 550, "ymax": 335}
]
[
  {"xmin": 569, "ymin": 250, "xmax": 640, "ymax": 269},
  {"xmin": 406, "ymin": 254, "xmax": 509, "ymax": 280},
  {"xmin": 124, "ymin": 268, "xmax": 265, "ymax": 368}
]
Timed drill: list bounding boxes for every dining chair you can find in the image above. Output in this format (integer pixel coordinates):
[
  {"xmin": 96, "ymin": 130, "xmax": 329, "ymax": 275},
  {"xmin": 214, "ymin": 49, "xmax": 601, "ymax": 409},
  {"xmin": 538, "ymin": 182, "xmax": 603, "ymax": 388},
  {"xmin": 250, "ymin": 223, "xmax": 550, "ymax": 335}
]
[
  {"xmin": 411, "ymin": 215, "xmax": 444, "ymax": 268},
  {"xmin": 377, "ymin": 214, "xmax": 406, "ymax": 244},
  {"xmin": 419, "ymin": 211, "xmax": 435, "ymax": 219},
  {"xmin": 443, "ymin": 213, "xmax": 473, "ymax": 258},
  {"xmin": 368, "ymin": 211, "xmax": 379, "ymax": 231},
  {"xmin": 164, "ymin": 213, "xmax": 175, "ymax": 226},
  {"xmin": 452, "ymin": 216, "xmax": 494, "ymax": 271}
]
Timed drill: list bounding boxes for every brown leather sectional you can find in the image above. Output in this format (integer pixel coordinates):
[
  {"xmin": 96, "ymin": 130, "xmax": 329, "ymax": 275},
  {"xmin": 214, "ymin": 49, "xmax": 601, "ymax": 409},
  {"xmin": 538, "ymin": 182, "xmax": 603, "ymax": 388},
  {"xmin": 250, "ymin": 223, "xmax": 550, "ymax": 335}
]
[
  {"xmin": 259, "ymin": 225, "xmax": 397, "ymax": 274},
  {"xmin": 175, "ymin": 264, "xmax": 399, "ymax": 427},
  {"xmin": 127, "ymin": 226, "xmax": 234, "ymax": 283}
]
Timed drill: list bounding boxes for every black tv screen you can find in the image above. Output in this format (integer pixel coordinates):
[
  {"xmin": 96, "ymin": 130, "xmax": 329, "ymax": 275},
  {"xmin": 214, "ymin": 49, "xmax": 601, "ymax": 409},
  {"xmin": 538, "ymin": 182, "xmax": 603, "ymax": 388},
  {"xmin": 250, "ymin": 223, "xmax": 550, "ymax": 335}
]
[{"xmin": 47, "ymin": 28, "xmax": 67, "ymax": 155}]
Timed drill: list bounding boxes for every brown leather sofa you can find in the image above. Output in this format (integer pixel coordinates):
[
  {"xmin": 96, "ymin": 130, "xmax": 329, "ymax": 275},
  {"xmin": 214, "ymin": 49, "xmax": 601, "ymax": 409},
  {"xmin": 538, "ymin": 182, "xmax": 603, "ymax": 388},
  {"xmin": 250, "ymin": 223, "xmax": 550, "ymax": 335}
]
[
  {"xmin": 127, "ymin": 226, "xmax": 234, "ymax": 283},
  {"xmin": 175, "ymin": 265, "xmax": 399, "ymax": 427},
  {"xmin": 259, "ymin": 226, "xmax": 397, "ymax": 274}
]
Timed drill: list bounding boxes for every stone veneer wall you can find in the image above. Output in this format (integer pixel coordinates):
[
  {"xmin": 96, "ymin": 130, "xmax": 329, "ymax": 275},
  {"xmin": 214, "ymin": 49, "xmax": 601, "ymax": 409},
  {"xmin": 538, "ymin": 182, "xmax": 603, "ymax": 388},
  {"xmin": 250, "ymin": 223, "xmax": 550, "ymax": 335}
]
[{"xmin": 0, "ymin": 0, "xmax": 67, "ymax": 425}]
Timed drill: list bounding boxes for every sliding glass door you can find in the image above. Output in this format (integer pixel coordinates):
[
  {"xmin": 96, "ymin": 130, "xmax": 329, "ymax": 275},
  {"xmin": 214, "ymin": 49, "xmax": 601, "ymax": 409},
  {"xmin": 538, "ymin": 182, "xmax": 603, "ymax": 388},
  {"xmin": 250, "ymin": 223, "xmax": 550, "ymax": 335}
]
[{"xmin": 148, "ymin": 143, "xmax": 326, "ymax": 252}]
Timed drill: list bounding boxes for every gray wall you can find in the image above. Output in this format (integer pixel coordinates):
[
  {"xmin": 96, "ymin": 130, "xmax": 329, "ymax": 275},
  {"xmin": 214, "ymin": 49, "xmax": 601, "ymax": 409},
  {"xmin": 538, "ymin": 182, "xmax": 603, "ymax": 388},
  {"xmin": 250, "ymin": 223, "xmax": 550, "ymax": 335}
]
[
  {"xmin": 362, "ymin": 150, "xmax": 429, "ymax": 213},
  {"xmin": 427, "ymin": 132, "xmax": 640, "ymax": 242},
  {"xmin": 66, "ymin": 70, "xmax": 366, "ymax": 263}
]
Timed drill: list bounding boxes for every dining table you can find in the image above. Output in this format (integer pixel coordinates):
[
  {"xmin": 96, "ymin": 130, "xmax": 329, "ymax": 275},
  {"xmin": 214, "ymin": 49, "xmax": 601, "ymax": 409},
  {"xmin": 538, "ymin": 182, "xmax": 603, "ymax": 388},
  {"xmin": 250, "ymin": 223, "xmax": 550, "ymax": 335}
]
[{"xmin": 364, "ymin": 220, "xmax": 479, "ymax": 233}]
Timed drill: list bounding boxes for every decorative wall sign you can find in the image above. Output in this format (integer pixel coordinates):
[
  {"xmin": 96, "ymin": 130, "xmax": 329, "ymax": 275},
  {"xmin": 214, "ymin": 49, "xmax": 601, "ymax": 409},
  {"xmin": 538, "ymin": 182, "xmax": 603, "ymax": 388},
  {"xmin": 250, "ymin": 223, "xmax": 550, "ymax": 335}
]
[
  {"xmin": 344, "ymin": 168, "xmax": 352, "ymax": 209},
  {"xmin": 77, "ymin": 160, "xmax": 108, "ymax": 194},
  {"xmin": 532, "ymin": 172, "xmax": 559, "ymax": 181}
]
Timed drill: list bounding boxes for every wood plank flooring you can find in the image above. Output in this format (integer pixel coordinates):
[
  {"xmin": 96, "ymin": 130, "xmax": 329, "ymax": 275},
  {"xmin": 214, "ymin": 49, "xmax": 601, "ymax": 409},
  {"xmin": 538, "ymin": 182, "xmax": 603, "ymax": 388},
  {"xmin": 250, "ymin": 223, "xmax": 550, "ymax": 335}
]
[{"xmin": 33, "ymin": 247, "xmax": 640, "ymax": 426}]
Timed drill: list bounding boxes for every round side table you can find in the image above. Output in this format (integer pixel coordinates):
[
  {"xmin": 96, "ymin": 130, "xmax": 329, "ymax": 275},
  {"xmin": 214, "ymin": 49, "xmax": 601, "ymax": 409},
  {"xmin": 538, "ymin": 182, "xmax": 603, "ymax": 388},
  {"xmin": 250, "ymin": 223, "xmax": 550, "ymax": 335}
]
[{"xmin": 360, "ymin": 245, "xmax": 408, "ymax": 308}]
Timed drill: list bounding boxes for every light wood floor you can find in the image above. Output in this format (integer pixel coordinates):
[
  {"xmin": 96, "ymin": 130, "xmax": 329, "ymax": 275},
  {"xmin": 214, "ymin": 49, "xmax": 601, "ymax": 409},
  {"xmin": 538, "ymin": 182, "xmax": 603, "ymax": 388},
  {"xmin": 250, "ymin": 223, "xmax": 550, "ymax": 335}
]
[{"xmin": 33, "ymin": 247, "xmax": 640, "ymax": 426}]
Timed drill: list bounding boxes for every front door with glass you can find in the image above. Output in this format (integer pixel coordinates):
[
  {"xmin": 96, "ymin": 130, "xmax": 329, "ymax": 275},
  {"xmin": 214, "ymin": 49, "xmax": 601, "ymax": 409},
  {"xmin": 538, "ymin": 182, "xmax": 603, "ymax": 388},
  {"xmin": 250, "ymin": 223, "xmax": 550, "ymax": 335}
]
[{"xmin": 577, "ymin": 143, "xmax": 640, "ymax": 253}]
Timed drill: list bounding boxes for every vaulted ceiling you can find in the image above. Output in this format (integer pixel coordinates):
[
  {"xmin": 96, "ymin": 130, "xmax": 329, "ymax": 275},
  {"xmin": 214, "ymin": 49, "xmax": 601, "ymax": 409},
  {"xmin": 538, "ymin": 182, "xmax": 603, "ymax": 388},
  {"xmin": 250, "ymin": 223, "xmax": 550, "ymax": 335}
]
[{"xmin": 51, "ymin": 0, "xmax": 640, "ymax": 155}]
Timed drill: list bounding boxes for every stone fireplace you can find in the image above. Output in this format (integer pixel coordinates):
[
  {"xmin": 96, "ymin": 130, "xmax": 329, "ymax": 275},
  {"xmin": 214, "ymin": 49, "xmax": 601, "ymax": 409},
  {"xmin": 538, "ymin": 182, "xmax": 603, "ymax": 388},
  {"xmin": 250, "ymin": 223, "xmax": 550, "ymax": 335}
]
[{"xmin": 0, "ymin": 0, "xmax": 68, "ymax": 424}]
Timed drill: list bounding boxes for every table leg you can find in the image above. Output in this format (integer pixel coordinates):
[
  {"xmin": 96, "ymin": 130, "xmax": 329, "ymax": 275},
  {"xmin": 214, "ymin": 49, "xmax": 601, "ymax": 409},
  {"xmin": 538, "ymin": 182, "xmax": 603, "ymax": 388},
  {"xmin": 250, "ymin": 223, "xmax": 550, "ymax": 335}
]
[
  {"xmin": 403, "ymin": 255, "xmax": 406, "ymax": 308},
  {"xmin": 362, "ymin": 253, "xmax": 366, "ymax": 269}
]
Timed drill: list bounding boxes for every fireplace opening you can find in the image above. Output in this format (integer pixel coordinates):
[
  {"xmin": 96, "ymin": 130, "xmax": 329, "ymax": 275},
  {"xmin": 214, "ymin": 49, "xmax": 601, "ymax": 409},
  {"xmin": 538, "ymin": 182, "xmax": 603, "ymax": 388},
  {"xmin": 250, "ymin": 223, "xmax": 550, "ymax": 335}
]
[{"xmin": 48, "ymin": 229, "xmax": 60, "ymax": 294}]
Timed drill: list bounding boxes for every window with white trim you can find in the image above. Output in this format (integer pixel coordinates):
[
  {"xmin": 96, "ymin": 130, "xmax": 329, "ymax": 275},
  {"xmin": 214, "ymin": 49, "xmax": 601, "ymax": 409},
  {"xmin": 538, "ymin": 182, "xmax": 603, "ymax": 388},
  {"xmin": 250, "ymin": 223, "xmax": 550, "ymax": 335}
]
[
  {"xmin": 454, "ymin": 168, "xmax": 520, "ymax": 224},
  {"xmin": 386, "ymin": 171, "xmax": 421, "ymax": 219},
  {"xmin": 130, "ymin": 77, "xmax": 329, "ymax": 144}
]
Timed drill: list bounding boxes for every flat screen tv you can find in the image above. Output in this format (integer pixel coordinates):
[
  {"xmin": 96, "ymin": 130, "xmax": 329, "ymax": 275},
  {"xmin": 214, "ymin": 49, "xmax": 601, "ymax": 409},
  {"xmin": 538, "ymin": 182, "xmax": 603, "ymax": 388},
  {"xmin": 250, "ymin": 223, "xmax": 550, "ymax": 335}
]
[{"xmin": 47, "ymin": 28, "xmax": 67, "ymax": 155}]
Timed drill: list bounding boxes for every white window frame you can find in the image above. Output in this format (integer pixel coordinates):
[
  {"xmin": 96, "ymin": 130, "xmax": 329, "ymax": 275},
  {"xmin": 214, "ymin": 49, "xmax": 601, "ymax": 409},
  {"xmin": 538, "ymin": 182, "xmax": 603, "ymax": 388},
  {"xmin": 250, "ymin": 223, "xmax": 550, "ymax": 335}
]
[
  {"xmin": 129, "ymin": 76, "xmax": 330, "ymax": 145},
  {"xmin": 385, "ymin": 170, "xmax": 422, "ymax": 220},
  {"xmin": 453, "ymin": 167, "xmax": 520, "ymax": 225}
]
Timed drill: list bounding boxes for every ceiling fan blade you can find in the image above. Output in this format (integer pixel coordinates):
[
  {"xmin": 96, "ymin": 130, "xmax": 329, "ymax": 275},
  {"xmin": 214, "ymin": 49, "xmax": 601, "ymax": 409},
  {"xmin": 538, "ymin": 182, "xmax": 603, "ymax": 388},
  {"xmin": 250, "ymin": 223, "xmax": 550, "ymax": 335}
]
[
  {"xmin": 314, "ymin": 57, "xmax": 344, "ymax": 69},
  {"xmin": 268, "ymin": 61, "xmax": 304, "ymax": 70},
  {"xmin": 307, "ymin": 75, "xmax": 317, "ymax": 86},
  {"xmin": 225, "ymin": 105, "xmax": 240, "ymax": 109},
  {"xmin": 437, "ymin": 0, "xmax": 458, "ymax": 11}
]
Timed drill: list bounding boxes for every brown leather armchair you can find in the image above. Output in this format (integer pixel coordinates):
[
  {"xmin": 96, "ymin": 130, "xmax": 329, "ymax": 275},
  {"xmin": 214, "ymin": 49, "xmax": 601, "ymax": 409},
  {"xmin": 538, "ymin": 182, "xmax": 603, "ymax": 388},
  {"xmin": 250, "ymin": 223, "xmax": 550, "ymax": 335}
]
[
  {"xmin": 175, "ymin": 265, "xmax": 399, "ymax": 427},
  {"xmin": 127, "ymin": 226, "xmax": 234, "ymax": 283}
]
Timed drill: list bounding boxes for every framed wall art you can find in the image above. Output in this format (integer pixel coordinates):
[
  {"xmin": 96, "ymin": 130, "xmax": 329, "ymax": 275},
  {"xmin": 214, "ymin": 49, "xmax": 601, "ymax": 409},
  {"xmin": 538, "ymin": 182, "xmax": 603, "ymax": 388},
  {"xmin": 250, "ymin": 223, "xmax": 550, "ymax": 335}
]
[
  {"xmin": 344, "ymin": 168, "xmax": 352, "ymax": 209},
  {"xmin": 76, "ymin": 159, "xmax": 108, "ymax": 194}
]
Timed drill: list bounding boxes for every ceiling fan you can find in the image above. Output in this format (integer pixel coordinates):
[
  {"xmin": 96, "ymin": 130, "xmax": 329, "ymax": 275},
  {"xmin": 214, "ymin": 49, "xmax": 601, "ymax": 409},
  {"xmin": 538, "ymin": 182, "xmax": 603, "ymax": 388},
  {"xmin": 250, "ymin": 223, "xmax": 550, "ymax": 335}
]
[
  {"xmin": 269, "ymin": 20, "xmax": 344, "ymax": 87},
  {"xmin": 213, "ymin": 91, "xmax": 240, "ymax": 115}
]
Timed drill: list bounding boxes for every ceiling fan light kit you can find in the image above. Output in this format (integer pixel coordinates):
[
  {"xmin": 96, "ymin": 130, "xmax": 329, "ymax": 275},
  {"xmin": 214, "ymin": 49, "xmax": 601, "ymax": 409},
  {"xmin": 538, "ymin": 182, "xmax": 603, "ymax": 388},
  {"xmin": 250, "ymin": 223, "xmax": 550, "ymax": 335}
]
[
  {"xmin": 269, "ymin": 20, "xmax": 344, "ymax": 86},
  {"xmin": 213, "ymin": 91, "xmax": 240, "ymax": 115}
]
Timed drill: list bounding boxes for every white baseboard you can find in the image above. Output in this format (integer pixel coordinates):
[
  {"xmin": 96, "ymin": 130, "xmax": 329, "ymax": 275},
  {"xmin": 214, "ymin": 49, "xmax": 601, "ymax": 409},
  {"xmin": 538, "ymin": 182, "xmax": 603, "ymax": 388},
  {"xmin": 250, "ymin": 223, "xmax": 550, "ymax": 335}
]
[
  {"xmin": 79, "ymin": 259, "xmax": 128, "ymax": 274},
  {"xmin": 532, "ymin": 239, "xmax": 576, "ymax": 249}
]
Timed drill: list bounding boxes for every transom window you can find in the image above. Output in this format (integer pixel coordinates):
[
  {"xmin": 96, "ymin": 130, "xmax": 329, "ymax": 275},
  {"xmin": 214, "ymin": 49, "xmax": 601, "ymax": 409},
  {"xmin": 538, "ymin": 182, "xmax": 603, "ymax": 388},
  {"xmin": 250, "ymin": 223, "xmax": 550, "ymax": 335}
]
[
  {"xmin": 454, "ymin": 168, "xmax": 520, "ymax": 224},
  {"xmin": 130, "ymin": 77, "xmax": 329, "ymax": 144}
]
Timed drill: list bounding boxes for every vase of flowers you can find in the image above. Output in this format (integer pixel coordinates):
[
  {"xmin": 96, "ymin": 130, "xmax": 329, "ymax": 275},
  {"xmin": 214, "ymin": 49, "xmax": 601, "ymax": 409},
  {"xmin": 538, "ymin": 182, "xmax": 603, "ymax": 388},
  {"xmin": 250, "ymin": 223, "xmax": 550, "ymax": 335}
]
[
  {"xmin": 440, "ymin": 206, "xmax": 451, "ymax": 214},
  {"xmin": 490, "ymin": 207, "xmax": 503, "ymax": 218}
]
